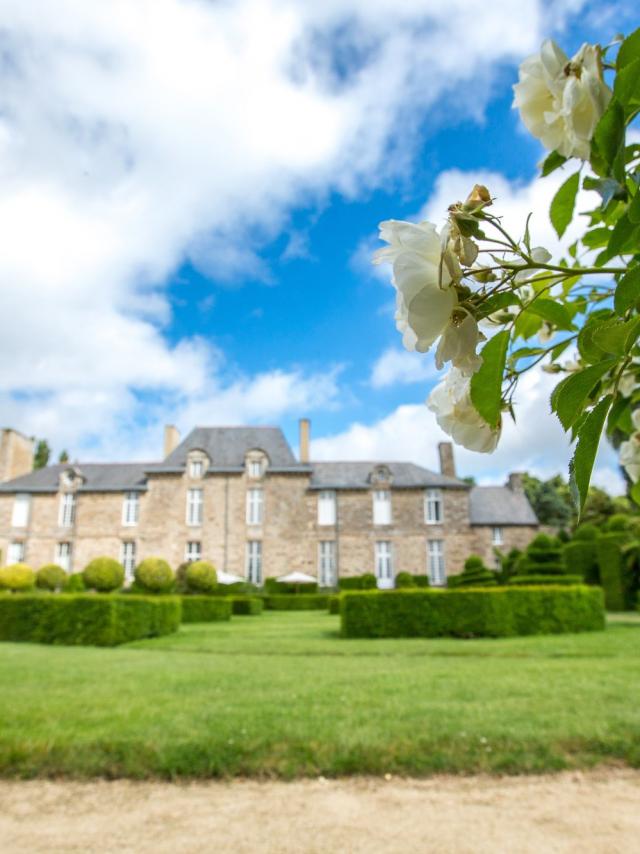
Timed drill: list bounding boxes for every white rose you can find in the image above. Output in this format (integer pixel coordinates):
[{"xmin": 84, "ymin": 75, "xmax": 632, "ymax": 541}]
[
  {"xmin": 374, "ymin": 219, "xmax": 457, "ymax": 352},
  {"xmin": 620, "ymin": 434, "xmax": 640, "ymax": 483},
  {"xmin": 440, "ymin": 222, "xmax": 478, "ymax": 282},
  {"xmin": 435, "ymin": 314, "xmax": 484, "ymax": 375},
  {"xmin": 513, "ymin": 40, "xmax": 611, "ymax": 160},
  {"xmin": 619, "ymin": 372, "xmax": 638, "ymax": 398},
  {"xmin": 427, "ymin": 368, "xmax": 501, "ymax": 453}
]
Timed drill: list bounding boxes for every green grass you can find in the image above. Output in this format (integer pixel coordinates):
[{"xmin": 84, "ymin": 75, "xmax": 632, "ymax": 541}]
[{"xmin": 1, "ymin": 611, "xmax": 640, "ymax": 779}]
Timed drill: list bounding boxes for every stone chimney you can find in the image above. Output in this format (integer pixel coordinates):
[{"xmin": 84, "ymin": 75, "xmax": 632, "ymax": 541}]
[
  {"xmin": 438, "ymin": 442, "xmax": 456, "ymax": 478},
  {"xmin": 299, "ymin": 418, "xmax": 310, "ymax": 464},
  {"xmin": 0, "ymin": 429, "xmax": 35, "ymax": 482},
  {"xmin": 508, "ymin": 472, "xmax": 525, "ymax": 492},
  {"xmin": 163, "ymin": 425, "xmax": 180, "ymax": 458}
]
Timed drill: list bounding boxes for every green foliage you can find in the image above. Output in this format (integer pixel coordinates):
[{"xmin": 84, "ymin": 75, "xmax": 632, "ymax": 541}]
[
  {"xmin": 470, "ymin": 330, "xmax": 509, "ymax": 429},
  {"xmin": 563, "ymin": 541, "xmax": 599, "ymax": 584},
  {"xmin": 32, "ymin": 439, "xmax": 50, "ymax": 470},
  {"xmin": 494, "ymin": 548, "xmax": 522, "ymax": 584},
  {"xmin": 36, "ymin": 564, "xmax": 67, "ymax": 592},
  {"xmin": 62, "ymin": 573, "xmax": 85, "ymax": 593},
  {"xmin": 134, "ymin": 557, "xmax": 174, "ymax": 594},
  {"xmin": 604, "ymin": 513, "xmax": 632, "ymax": 532},
  {"xmin": 263, "ymin": 595, "xmax": 330, "ymax": 611},
  {"xmin": 508, "ymin": 574, "xmax": 583, "ymax": 586},
  {"xmin": 338, "ymin": 573, "xmax": 377, "ymax": 590},
  {"xmin": 550, "ymin": 171, "xmax": 580, "ymax": 238},
  {"xmin": 395, "ymin": 571, "xmax": 417, "ymax": 588},
  {"xmin": 340, "ymin": 587, "xmax": 604, "ymax": 639},
  {"xmin": 212, "ymin": 582, "xmax": 259, "ymax": 597},
  {"xmin": 569, "ymin": 395, "xmax": 612, "ymax": 514},
  {"xmin": 0, "ymin": 594, "xmax": 180, "ymax": 646},
  {"xmin": 231, "ymin": 597, "xmax": 263, "ymax": 616},
  {"xmin": 328, "ymin": 594, "xmax": 341, "ymax": 615},
  {"xmin": 180, "ymin": 596, "xmax": 231, "ymax": 623},
  {"xmin": 511, "ymin": 534, "xmax": 569, "ymax": 583},
  {"xmin": 185, "ymin": 561, "xmax": 217, "ymax": 594},
  {"xmin": 0, "ymin": 563, "xmax": 36, "ymax": 592},
  {"xmin": 573, "ymin": 523, "xmax": 599, "ymax": 540},
  {"xmin": 83, "ymin": 557, "xmax": 124, "ymax": 593},
  {"xmin": 448, "ymin": 555, "xmax": 497, "ymax": 588},
  {"xmin": 596, "ymin": 531, "xmax": 637, "ymax": 610},
  {"xmin": 264, "ymin": 578, "xmax": 318, "ymax": 594},
  {"xmin": 522, "ymin": 474, "xmax": 573, "ymax": 528}
]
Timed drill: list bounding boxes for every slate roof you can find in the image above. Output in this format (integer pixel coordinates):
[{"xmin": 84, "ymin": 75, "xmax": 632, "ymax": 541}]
[
  {"xmin": 157, "ymin": 426, "xmax": 301, "ymax": 471},
  {"xmin": 469, "ymin": 486, "xmax": 538, "ymax": 525},
  {"xmin": 0, "ymin": 463, "xmax": 149, "ymax": 494},
  {"xmin": 308, "ymin": 461, "xmax": 468, "ymax": 490}
]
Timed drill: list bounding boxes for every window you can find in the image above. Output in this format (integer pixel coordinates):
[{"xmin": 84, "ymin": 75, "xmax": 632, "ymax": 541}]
[
  {"xmin": 189, "ymin": 459, "xmax": 204, "ymax": 479},
  {"xmin": 492, "ymin": 526, "xmax": 504, "ymax": 546},
  {"xmin": 375, "ymin": 541, "xmax": 393, "ymax": 587},
  {"xmin": 317, "ymin": 490, "xmax": 336, "ymax": 526},
  {"xmin": 246, "ymin": 541, "xmax": 262, "ymax": 585},
  {"xmin": 319, "ymin": 541, "xmax": 336, "ymax": 588},
  {"xmin": 7, "ymin": 541, "xmax": 25, "ymax": 565},
  {"xmin": 246, "ymin": 488, "xmax": 264, "ymax": 525},
  {"xmin": 373, "ymin": 490, "xmax": 392, "ymax": 525},
  {"xmin": 56, "ymin": 542, "xmax": 72, "ymax": 573},
  {"xmin": 425, "ymin": 489, "xmax": 443, "ymax": 524},
  {"xmin": 122, "ymin": 492, "xmax": 139, "ymax": 526},
  {"xmin": 185, "ymin": 541, "xmax": 201, "ymax": 563},
  {"xmin": 59, "ymin": 493, "xmax": 76, "ymax": 527},
  {"xmin": 186, "ymin": 488, "xmax": 203, "ymax": 525},
  {"xmin": 121, "ymin": 541, "xmax": 136, "ymax": 578},
  {"xmin": 248, "ymin": 459, "xmax": 262, "ymax": 478},
  {"xmin": 11, "ymin": 494, "xmax": 30, "ymax": 528},
  {"xmin": 428, "ymin": 540, "xmax": 446, "ymax": 586}
]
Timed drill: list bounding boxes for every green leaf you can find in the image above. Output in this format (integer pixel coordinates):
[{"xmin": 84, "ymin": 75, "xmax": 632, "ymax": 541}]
[
  {"xmin": 614, "ymin": 57, "xmax": 640, "ymax": 115},
  {"xmin": 614, "ymin": 266, "xmax": 640, "ymax": 315},
  {"xmin": 550, "ymin": 337, "xmax": 573, "ymax": 361},
  {"xmin": 550, "ymin": 360, "xmax": 617, "ymax": 430},
  {"xmin": 591, "ymin": 100, "xmax": 625, "ymax": 180},
  {"xmin": 550, "ymin": 172, "xmax": 580, "ymax": 238},
  {"xmin": 475, "ymin": 292, "xmax": 520, "ymax": 319},
  {"xmin": 526, "ymin": 299, "xmax": 575, "ymax": 330},
  {"xmin": 631, "ymin": 480, "xmax": 640, "ymax": 508},
  {"xmin": 583, "ymin": 176, "xmax": 626, "ymax": 206},
  {"xmin": 617, "ymin": 27, "xmax": 640, "ymax": 70},
  {"xmin": 628, "ymin": 190, "xmax": 640, "ymax": 224},
  {"xmin": 569, "ymin": 395, "xmax": 612, "ymax": 516},
  {"xmin": 470, "ymin": 330, "xmax": 510, "ymax": 430},
  {"xmin": 577, "ymin": 323, "xmax": 607, "ymax": 363},
  {"xmin": 513, "ymin": 310, "xmax": 542, "ymax": 341},
  {"xmin": 592, "ymin": 317, "xmax": 640, "ymax": 355},
  {"xmin": 606, "ymin": 213, "xmax": 639, "ymax": 258},
  {"xmin": 581, "ymin": 226, "xmax": 612, "ymax": 249},
  {"xmin": 540, "ymin": 150, "xmax": 568, "ymax": 177}
]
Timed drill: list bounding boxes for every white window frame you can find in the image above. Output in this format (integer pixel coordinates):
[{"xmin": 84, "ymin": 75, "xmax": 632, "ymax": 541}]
[
  {"xmin": 375, "ymin": 541, "xmax": 393, "ymax": 588},
  {"xmin": 189, "ymin": 459, "xmax": 204, "ymax": 479},
  {"xmin": 425, "ymin": 489, "xmax": 443, "ymax": 524},
  {"xmin": 246, "ymin": 488, "xmax": 264, "ymax": 525},
  {"xmin": 56, "ymin": 542, "xmax": 73, "ymax": 573},
  {"xmin": 59, "ymin": 493, "xmax": 76, "ymax": 528},
  {"xmin": 120, "ymin": 541, "xmax": 136, "ymax": 578},
  {"xmin": 7, "ymin": 541, "xmax": 25, "ymax": 565},
  {"xmin": 122, "ymin": 492, "xmax": 139, "ymax": 526},
  {"xmin": 492, "ymin": 526, "xmax": 504, "ymax": 546},
  {"xmin": 317, "ymin": 490, "xmax": 336, "ymax": 526},
  {"xmin": 11, "ymin": 494, "xmax": 30, "ymax": 528},
  {"xmin": 318, "ymin": 541, "xmax": 336, "ymax": 588},
  {"xmin": 248, "ymin": 459, "xmax": 263, "ymax": 478},
  {"xmin": 186, "ymin": 488, "xmax": 203, "ymax": 526},
  {"xmin": 428, "ymin": 540, "xmax": 446, "ymax": 586},
  {"xmin": 373, "ymin": 489, "xmax": 392, "ymax": 526},
  {"xmin": 185, "ymin": 541, "xmax": 201, "ymax": 563},
  {"xmin": 246, "ymin": 541, "xmax": 262, "ymax": 585}
]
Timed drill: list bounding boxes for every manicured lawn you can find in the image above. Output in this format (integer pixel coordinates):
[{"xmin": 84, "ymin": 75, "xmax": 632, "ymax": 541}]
[{"xmin": 1, "ymin": 611, "xmax": 639, "ymax": 778}]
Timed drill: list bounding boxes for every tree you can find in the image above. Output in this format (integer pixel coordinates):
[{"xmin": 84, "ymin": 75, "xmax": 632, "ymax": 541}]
[
  {"xmin": 33, "ymin": 440, "xmax": 50, "ymax": 470},
  {"xmin": 58, "ymin": 450, "xmax": 69, "ymax": 463},
  {"xmin": 522, "ymin": 474, "xmax": 573, "ymax": 528}
]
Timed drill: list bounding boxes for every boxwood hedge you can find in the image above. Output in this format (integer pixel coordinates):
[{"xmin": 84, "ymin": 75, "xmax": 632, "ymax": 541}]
[
  {"xmin": 180, "ymin": 596, "xmax": 232, "ymax": 623},
  {"xmin": 0, "ymin": 594, "xmax": 180, "ymax": 646},
  {"xmin": 231, "ymin": 596, "xmax": 263, "ymax": 615},
  {"xmin": 340, "ymin": 586, "xmax": 605, "ymax": 639},
  {"xmin": 263, "ymin": 594, "xmax": 330, "ymax": 611},
  {"xmin": 328, "ymin": 594, "xmax": 341, "ymax": 615}
]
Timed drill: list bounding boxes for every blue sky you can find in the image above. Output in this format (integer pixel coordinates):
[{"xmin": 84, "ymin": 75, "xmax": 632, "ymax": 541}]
[{"xmin": 0, "ymin": 0, "xmax": 637, "ymax": 489}]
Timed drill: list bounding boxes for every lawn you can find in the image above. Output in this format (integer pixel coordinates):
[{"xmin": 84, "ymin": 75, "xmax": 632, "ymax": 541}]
[{"xmin": 1, "ymin": 611, "xmax": 640, "ymax": 779}]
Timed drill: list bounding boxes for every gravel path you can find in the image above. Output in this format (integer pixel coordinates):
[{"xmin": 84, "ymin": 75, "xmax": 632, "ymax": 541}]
[{"xmin": 2, "ymin": 769, "xmax": 639, "ymax": 853}]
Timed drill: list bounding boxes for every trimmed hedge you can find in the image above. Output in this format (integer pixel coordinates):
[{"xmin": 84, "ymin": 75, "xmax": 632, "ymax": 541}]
[
  {"xmin": 339, "ymin": 574, "xmax": 377, "ymax": 590},
  {"xmin": 36, "ymin": 564, "xmax": 67, "ymax": 592},
  {"xmin": 180, "ymin": 596, "xmax": 232, "ymax": 623},
  {"xmin": 0, "ymin": 594, "xmax": 180, "ymax": 646},
  {"xmin": 448, "ymin": 555, "xmax": 497, "ymax": 588},
  {"xmin": 264, "ymin": 578, "xmax": 318, "ymax": 595},
  {"xmin": 0, "ymin": 563, "xmax": 36, "ymax": 592},
  {"xmin": 328, "ymin": 594, "xmax": 341, "ymax": 615},
  {"xmin": 509, "ymin": 574, "xmax": 583, "ymax": 586},
  {"xmin": 563, "ymin": 541, "xmax": 600, "ymax": 584},
  {"xmin": 134, "ymin": 557, "xmax": 174, "ymax": 593},
  {"xmin": 263, "ymin": 594, "xmax": 330, "ymax": 611},
  {"xmin": 340, "ymin": 587, "xmax": 605, "ymax": 639},
  {"xmin": 596, "ymin": 532, "xmax": 632, "ymax": 611},
  {"xmin": 83, "ymin": 557, "xmax": 124, "ymax": 592},
  {"xmin": 62, "ymin": 573, "xmax": 85, "ymax": 593},
  {"xmin": 231, "ymin": 596, "xmax": 263, "ymax": 616}
]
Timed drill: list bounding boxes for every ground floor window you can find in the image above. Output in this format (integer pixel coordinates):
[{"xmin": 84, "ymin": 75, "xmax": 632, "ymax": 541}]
[
  {"xmin": 427, "ymin": 540, "xmax": 446, "ymax": 586},
  {"xmin": 56, "ymin": 542, "xmax": 72, "ymax": 573},
  {"xmin": 375, "ymin": 541, "xmax": 393, "ymax": 587},
  {"xmin": 7, "ymin": 541, "xmax": 25, "ymax": 565},
  {"xmin": 246, "ymin": 541, "xmax": 262, "ymax": 585},
  {"xmin": 185, "ymin": 541, "xmax": 201, "ymax": 563},
  {"xmin": 318, "ymin": 541, "xmax": 336, "ymax": 587},
  {"xmin": 492, "ymin": 526, "xmax": 504, "ymax": 546},
  {"xmin": 121, "ymin": 541, "xmax": 136, "ymax": 579}
]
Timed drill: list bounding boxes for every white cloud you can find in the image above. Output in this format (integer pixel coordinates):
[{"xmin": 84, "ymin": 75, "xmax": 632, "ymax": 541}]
[{"xmin": 370, "ymin": 348, "xmax": 437, "ymax": 388}]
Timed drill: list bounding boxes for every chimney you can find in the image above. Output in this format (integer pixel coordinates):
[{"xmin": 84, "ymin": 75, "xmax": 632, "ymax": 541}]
[
  {"xmin": 438, "ymin": 442, "xmax": 456, "ymax": 478},
  {"xmin": 0, "ymin": 429, "xmax": 35, "ymax": 482},
  {"xmin": 163, "ymin": 425, "xmax": 180, "ymax": 458},
  {"xmin": 508, "ymin": 472, "xmax": 524, "ymax": 492},
  {"xmin": 299, "ymin": 418, "xmax": 310, "ymax": 464}
]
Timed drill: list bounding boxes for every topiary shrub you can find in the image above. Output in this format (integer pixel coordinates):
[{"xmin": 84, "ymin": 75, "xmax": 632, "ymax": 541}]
[
  {"xmin": 596, "ymin": 532, "xmax": 634, "ymax": 610},
  {"xmin": 231, "ymin": 596, "xmax": 263, "ymax": 615},
  {"xmin": 339, "ymin": 573, "xmax": 377, "ymax": 590},
  {"xmin": 573, "ymin": 523, "xmax": 599, "ymax": 541},
  {"xmin": 180, "ymin": 596, "xmax": 231, "ymax": 622},
  {"xmin": 449, "ymin": 555, "xmax": 497, "ymax": 588},
  {"xmin": 563, "ymin": 540, "xmax": 599, "ymax": 584},
  {"xmin": 495, "ymin": 548, "xmax": 522, "ymax": 584},
  {"xmin": 510, "ymin": 534, "xmax": 570, "ymax": 584},
  {"xmin": 508, "ymin": 574, "xmax": 583, "ymax": 585},
  {"xmin": 185, "ymin": 560, "xmax": 217, "ymax": 594},
  {"xmin": 604, "ymin": 514, "xmax": 632, "ymax": 533},
  {"xmin": 83, "ymin": 557, "xmax": 124, "ymax": 593},
  {"xmin": 395, "ymin": 572, "xmax": 417, "ymax": 588},
  {"xmin": 134, "ymin": 557, "xmax": 174, "ymax": 593},
  {"xmin": 62, "ymin": 573, "xmax": 85, "ymax": 593},
  {"xmin": 36, "ymin": 564, "xmax": 67, "ymax": 592},
  {"xmin": 0, "ymin": 563, "xmax": 36, "ymax": 592}
]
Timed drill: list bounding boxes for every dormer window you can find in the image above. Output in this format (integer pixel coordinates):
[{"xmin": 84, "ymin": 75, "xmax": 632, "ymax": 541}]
[
  {"xmin": 187, "ymin": 451, "xmax": 208, "ymax": 479},
  {"xmin": 249, "ymin": 460, "xmax": 262, "ymax": 478},
  {"xmin": 370, "ymin": 465, "xmax": 392, "ymax": 486},
  {"xmin": 246, "ymin": 450, "xmax": 267, "ymax": 479},
  {"xmin": 190, "ymin": 459, "xmax": 204, "ymax": 479}
]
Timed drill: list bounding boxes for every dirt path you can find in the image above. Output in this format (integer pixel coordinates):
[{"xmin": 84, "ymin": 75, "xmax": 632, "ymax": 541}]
[{"xmin": 1, "ymin": 768, "xmax": 639, "ymax": 853}]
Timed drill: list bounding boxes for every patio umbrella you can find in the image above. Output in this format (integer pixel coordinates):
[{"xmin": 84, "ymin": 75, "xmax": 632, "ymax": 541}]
[
  {"xmin": 217, "ymin": 570, "xmax": 244, "ymax": 585},
  {"xmin": 276, "ymin": 571, "xmax": 317, "ymax": 584}
]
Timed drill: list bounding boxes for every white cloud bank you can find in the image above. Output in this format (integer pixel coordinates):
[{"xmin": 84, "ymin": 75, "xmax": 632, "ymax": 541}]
[{"xmin": 0, "ymin": 0, "xmax": 582, "ymax": 458}]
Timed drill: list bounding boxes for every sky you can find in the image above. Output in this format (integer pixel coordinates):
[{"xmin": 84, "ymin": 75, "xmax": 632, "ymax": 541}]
[{"xmin": 0, "ymin": 0, "xmax": 637, "ymax": 491}]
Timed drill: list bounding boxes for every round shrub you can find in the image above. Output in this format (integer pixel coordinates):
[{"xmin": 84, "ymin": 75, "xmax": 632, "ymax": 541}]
[
  {"xmin": 185, "ymin": 560, "xmax": 217, "ymax": 594},
  {"xmin": 605, "ymin": 514, "xmax": 632, "ymax": 532},
  {"xmin": 361, "ymin": 573, "xmax": 377, "ymax": 589},
  {"xmin": 134, "ymin": 557, "xmax": 174, "ymax": 593},
  {"xmin": 573, "ymin": 523, "xmax": 599, "ymax": 541},
  {"xmin": 36, "ymin": 564, "xmax": 67, "ymax": 591},
  {"xmin": 83, "ymin": 557, "xmax": 124, "ymax": 592},
  {"xmin": 62, "ymin": 572, "xmax": 85, "ymax": 593},
  {"xmin": 395, "ymin": 571, "xmax": 416, "ymax": 588},
  {"xmin": 0, "ymin": 563, "xmax": 35, "ymax": 592}
]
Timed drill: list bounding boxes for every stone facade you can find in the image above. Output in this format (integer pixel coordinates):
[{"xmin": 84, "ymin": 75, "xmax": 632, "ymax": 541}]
[{"xmin": 0, "ymin": 424, "xmax": 539, "ymax": 585}]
